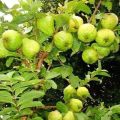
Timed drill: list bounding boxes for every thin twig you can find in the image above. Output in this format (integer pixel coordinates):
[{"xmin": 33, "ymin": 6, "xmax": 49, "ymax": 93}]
[
  {"xmin": 88, "ymin": 0, "xmax": 102, "ymax": 23},
  {"xmin": 36, "ymin": 51, "xmax": 48, "ymax": 71},
  {"xmin": 21, "ymin": 116, "xmax": 27, "ymax": 120},
  {"xmin": 37, "ymin": 105, "xmax": 56, "ymax": 110}
]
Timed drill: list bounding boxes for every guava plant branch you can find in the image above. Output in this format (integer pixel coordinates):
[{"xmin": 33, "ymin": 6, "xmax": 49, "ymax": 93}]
[
  {"xmin": 89, "ymin": 0, "xmax": 102, "ymax": 23},
  {"xmin": 37, "ymin": 105, "xmax": 56, "ymax": 110},
  {"xmin": 21, "ymin": 116, "xmax": 28, "ymax": 120},
  {"xmin": 36, "ymin": 51, "xmax": 48, "ymax": 70}
]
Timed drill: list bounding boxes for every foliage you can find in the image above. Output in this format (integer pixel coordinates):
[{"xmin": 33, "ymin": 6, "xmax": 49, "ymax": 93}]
[{"xmin": 0, "ymin": 0, "xmax": 119, "ymax": 119}]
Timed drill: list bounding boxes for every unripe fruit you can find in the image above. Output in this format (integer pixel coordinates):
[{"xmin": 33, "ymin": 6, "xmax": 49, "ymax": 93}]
[
  {"xmin": 0, "ymin": 39, "xmax": 15, "ymax": 58},
  {"xmin": 63, "ymin": 111, "xmax": 75, "ymax": 120},
  {"xmin": 64, "ymin": 85, "xmax": 76, "ymax": 101},
  {"xmin": 91, "ymin": 43, "xmax": 110, "ymax": 58},
  {"xmin": 78, "ymin": 23, "xmax": 97, "ymax": 43},
  {"xmin": 22, "ymin": 38, "xmax": 40, "ymax": 58},
  {"xmin": 48, "ymin": 110, "xmax": 62, "ymax": 120},
  {"xmin": 82, "ymin": 48, "xmax": 98, "ymax": 64},
  {"xmin": 2, "ymin": 30, "xmax": 22, "ymax": 51},
  {"xmin": 109, "ymin": 38, "xmax": 119, "ymax": 53},
  {"xmin": 77, "ymin": 87, "xmax": 90, "ymax": 99},
  {"xmin": 69, "ymin": 98, "xmax": 83, "ymax": 112},
  {"xmin": 37, "ymin": 15, "xmax": 54, "ymax": 36},
  {"xmin": 53, "ymin": 31, "xmax": 73, "ymax": 51},
  {"xmin": 69, "ymin": 15, "xmax": 83, "ymax": 32},
  {"xmin": 96, "ymin": 29, "xmax": 115, "ymax": 47},
  {"xmin": 101, "ymin": 13, "xmax": 118, "ymax": 30}
]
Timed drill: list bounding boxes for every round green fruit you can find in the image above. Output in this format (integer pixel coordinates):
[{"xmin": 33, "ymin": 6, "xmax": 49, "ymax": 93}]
[
  {"xmin": 96, "ymin": 29, "xmax": 115, "ymax": 47},
  {"xmin": 101, "ymin": 13, "xmax": 118, "ymax": 30},
  {"xmin": 69, "ymin": 15, "xmax": 83, "ymax": 32},
  {"xmin": 53, "ymin": 31, "xmax": 73, "ymax": 51},
  {"xmin": 77, "ymin": 87, "xmax": 90, "ymax": 99},
  {"xmin": 22, "ymin": 38, "xmax": 40, "ymax": 58},
  {"xmin": 63, "ymin": 111, "xmax": 75, "ymax": 120},
  {"xmin": 64, "ymin": 85, "xmax": 76, "ymax": 101},
  {"xmin": 78, "ymin": 23, "xmax": 97, "ymax": 43},
  {"xmin": 2, "ymin": 30, "xmax": 22, "ymax": 51},
  {"xmin": 37, "ymin": 15, "xmax": 55, "ymax": 36},
  {"xmin": 0, "ymin": 39, "xmax": 15, "ymax": 58},
  {"xmin": 91, "ymin": 43, "xmax": 110, "ymax": 58},
  {"xmin": 69, "ymin": 98, "xmax": 83, "ymax": 112},
  {"xmin": 48, "ymin": 110, "xmax": 62, "ymax": 120},
  {"xmin": 82, "ymin": 48, "xmax": 98, "ymax": 64}
]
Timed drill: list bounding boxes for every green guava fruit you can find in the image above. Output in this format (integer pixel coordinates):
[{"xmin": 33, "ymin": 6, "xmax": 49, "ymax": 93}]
[
  {"xmin": 78, "ymin": 23, "xmax": 97, "ymax": 43},
  {"xmin": 37, "ymin": 15, "xmax": 55, "ymax": 36},
  {"xmin": 91, "ymin": 43, "xmax": 110, "ymax": 58},
  {"xmin": 69, "ymin": 15, "xmax": 83, "ymax": 32},
  {"xmin": 109, "ymin": 37, "xmax": 119, "ymax": 53},
  {"xmin": 69, "ymin": 98, "xmax": 83, "ymax": 112},
  {"xmin": 82, "ymin": 48, "xmax": 98, "ymax": 64},
  {"xmin": 0, "ymin": 39, "xmax": 16, "ymax": 58},
  {"xmin": 2, "ymin": 30, "xmax": 22, "ymax": 51},
  {"xmin": 95, "ymin": 29, "xmax": 115, "ymax": 47},
  {"xmin": 64, "ymin": 85, "xmax": 76, "ymax": 101},
  {"xmin": 63, "ymin": 111, "xmax": 75, "ymax": 120},
  {"xmin": 101, "ymin": 13, "xmax": 118, "ymax": 30},
  {"xmin": 77, "ymin": 87, "xmax": 90, "ymax": 99},
  {"xmin": 22, "ymin": 38, "xmax": 40, "ymax": 58},
  {"xmin": 53, "ymin": 31, "xmax": 73, "ymax": 51},
  {"xmin": 48, "ymin": 110, "xmax": 62, "ymax": 120}
]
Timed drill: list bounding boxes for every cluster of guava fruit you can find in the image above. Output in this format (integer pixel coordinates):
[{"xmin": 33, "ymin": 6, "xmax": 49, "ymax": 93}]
[
  {"xmin": 52, "ymin": 13, "xmax": 119, "ymax": 64},
  {"xmin": 0, "ymin": 30, "xmax": 40, "ymax": 59},
  {"xmin": 48, "ymin": 85, "xmax": 90, "ymax": 120}
]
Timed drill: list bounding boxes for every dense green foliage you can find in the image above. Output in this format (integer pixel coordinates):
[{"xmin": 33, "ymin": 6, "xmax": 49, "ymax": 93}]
[{"xmin": 0, "ymin": 0, "xmax": 120, "ymax": 120}]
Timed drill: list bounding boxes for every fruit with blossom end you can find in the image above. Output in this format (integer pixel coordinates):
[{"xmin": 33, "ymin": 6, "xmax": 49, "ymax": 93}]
[
  {"xmin": 2, "ymin": 30, "xmax": 22, "ymax": 51},
  {"xmin": 53, "ymin": 31, "xmax": 73, "ymax": 51},
  {"xmin": 96, "ymin": 29, "xmax": 115, "ymax": 47},
  {"xmin": 101, "ymin": 13, "xmax": 118, "ymax": 30},
  {"xmin": 48, "ymin": 110, "xmax": 62, "ymax": 120},
  {"xmin": 78, "ymin": 23, "xmax": 97, "ymax": 43}
]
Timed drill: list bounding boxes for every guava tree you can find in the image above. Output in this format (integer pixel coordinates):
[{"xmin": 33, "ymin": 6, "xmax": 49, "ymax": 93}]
[{"xmin": 0, "ymin": 0, "xmax": 120, "ymax": 120}]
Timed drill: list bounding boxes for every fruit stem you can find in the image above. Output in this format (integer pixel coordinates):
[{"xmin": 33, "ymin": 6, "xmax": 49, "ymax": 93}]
[
  {"xmin": 98, "ymin": 60, "xmax": 102, "ymax": 70},
  {"xmin": 88, "ymin": 0, "xmax": 102, "ymax": 23}
]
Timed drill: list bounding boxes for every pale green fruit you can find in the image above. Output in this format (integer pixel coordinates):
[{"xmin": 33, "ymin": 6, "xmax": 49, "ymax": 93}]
[
  {"xmin": 78, "ymin": 23, "xmax": 97, "ymax": 43},
  {"xmin": 53, "ymin": 31, "xmax": 73, "ymax": 51},
  {"xmin": 0, "ymin": 39, "xmax": 15, "ymax": 58},
  {"xmin": 91, "ymin": 43, "xmax": 110, "ymax": 58},
  {"xmin": 2, "ymin": 30, "xmax": 22, "ymax": 51},
  {"xmin": 96, "ymin": 29, "xmax": 115, "ymax": 47},
  {"xmin": 64, "ymin": 85, "xmax": 76, "ymax": 101},
  {"xmin": 82, "ymin": 48, "xmax": 98, "ymax": 64},
  {"xmin": 69, "ymin": 98, "xmax": 83, "ymax": 112},
  {"xmin": 101, "ymin": 13, "xmax": 118, "ymax": 30},
  {"xmin": 69, "ymin": 15, "xmax": 83, "ymax": 32},
  {"xmin": 63, "ymin": 111, "xmax": 75, "ymax": 120},
  {"xmin": 48, "ymin": 110, "xmax": 62, "ymax": 120},
  {"xmin": 109, "ymin": 38, "xmax": 119, "ymax": 53},
  {"xmin": 77, "ymin": 87, "xmax": 90, "ymax": 99},
  {"xmin": 37, "ymin": 15, "xmax": 55, "ymax": 36},
  {"xmin": 22, "ymin": 38, "xmax": 40, "ymax": 58}
]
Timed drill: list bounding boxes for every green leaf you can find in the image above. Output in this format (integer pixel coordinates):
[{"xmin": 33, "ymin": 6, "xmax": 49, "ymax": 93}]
[
  {"xmin": 20, "ymin": 101, "xmax": 44, "ymax": 110},
  {"xmin": 102, "ymin": 1, "xmax": 112, "ymax": 11},
  {"xmin": 6, "ymin": 57, "xmax": 14, "ymax": 67},
  {"xmin": 75, "ymin": 112, "xmax": 89, "ymax": 120},
  {"xmin": 32, "ymin": 117, "xmax": 43, "ymax": 120},
  {"xmin": 0, "ymin": 107, "xmax": 17, "ymax": 115},
  {"xmin": 54, "ymin": 14, "xmax": 70, "ymax": 28},
  {"xmin": 69, "ymin": 74, "xmax": 80, "ymax": 88},
  {"xmin": 111, "ymin": 105, "xmax": 120, "ymax": 114},
  {"xmin": 43, "ymin": 80, "xmax": 57, "ymax": 90},
  {"xmin": 0, "ymin": 91, "xmax": 14, "ymax": 104},
  {"xmin": 18, "ymin": 90, "xmax": 45, "ymax": 106},
  {"xmin": 20, "ymin": 108, "xmax": 33, "ymax": 116},
  {"xmin": 56, "ymin": 101, "xmax": 69, "ymax": 113},
  {"xmin": 65, "ymin": 1, "xmax": 91, "ymax": 14}
]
